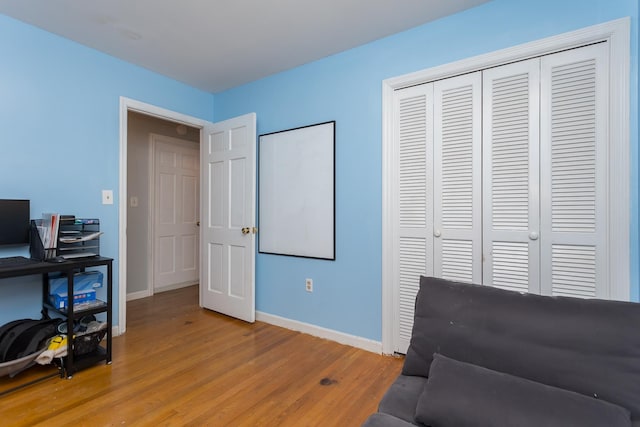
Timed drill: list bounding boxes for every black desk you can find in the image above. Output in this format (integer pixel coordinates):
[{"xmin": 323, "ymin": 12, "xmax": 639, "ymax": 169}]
[{"xmin": 0, "ymin": 256, "xmax": 113, "ymax": 384}]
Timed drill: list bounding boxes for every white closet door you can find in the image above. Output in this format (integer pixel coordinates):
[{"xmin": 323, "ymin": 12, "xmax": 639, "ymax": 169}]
[
  {"xmin": 540, "ymin": 43, "xmax": 609, "ymax": 298},
  {"xmin": 433, "ymin": 72, "xmax": 482, "ymax": 284},
  {"xmin": 482, "ymin": 59, "xmax": 540, "ymax": 293},
  {"xmin": 393, "ymin": 84, "xmax": 433, "ymax": 353}
]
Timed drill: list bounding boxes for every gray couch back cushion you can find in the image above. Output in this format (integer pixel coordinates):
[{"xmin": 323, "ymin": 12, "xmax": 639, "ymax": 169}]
[{"xmin": 403, "ymin": 276, "xmax": 640, "ymax": 419}]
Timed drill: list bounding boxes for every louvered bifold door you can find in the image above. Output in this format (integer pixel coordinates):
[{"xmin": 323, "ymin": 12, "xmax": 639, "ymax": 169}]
[
  {"xmin": 482, "ymin": 59, "xmax": 541, "ymax": 293},
  {"xmin": 393, "ymin": 84, "xmax": 433, "ymax": 354},
  {"xmin": 539, "ymin": 43, "xmax": 609, "ymax": 298},
  {"xmin": 433, "ymin": 72, "xmax": 482, "ymax": 284}
]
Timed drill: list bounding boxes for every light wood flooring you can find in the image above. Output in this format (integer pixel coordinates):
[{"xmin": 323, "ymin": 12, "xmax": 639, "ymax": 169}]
[{"xmin": 0, "ymin": 285, "xmax": 403, "ymax": 426}]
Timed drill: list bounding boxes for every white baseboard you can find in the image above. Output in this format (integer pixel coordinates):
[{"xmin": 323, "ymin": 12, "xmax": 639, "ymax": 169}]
[
  {"xmin": 127, "ymin": 282, "xmax": 196, "ymax": 302},
  {"xmin": 112, "ymin": 325, "xmax": 121, "ymax": 337},
  {"xmin": 256, "ymin": 311, "xmax": 382, "ymax": 354},
  {"xmin": 154, "ymin": 281, "xmax": 197, "ymax": 294},
  {"xmin": 126, "ymin": 289, "xmax": 151, "ymax": 301}
]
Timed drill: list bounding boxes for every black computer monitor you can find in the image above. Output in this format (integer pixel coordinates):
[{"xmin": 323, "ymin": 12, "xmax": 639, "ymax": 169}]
[{"xmin": 0, "ymin": 199, "xmax": 30, "ymax": 246}]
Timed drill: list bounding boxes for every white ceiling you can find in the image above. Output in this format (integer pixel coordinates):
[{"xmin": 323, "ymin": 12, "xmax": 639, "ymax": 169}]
[{"xmin": 0, "ymin": 0, "xmax": 489, "ymax": 93}]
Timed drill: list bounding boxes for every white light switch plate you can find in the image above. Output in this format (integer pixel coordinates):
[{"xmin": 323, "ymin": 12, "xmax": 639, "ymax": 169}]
[{"xmin": 102, "ymin": 190, "xmax": 114, "ymax": 205}]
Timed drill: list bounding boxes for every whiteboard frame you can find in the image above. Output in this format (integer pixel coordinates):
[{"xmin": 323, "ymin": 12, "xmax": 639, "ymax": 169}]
[{"xmin": 258, "ymin": 121, "xmax": 335, "ymax": 260}]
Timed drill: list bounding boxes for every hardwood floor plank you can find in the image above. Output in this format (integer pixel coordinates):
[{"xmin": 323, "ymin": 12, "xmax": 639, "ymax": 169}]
[{"xmin": 0, "ymin": 286, "xmax": 403, "ymax": 426}]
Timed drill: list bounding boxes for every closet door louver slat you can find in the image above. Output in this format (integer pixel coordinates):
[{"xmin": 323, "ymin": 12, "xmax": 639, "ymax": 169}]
[
  {"xmin": 399, "ymin": 95, "xmax": 427, "ymax": 229},
  {"xmin": 398, "ymin": 237, "xmax": 426, "ymax": 342}
]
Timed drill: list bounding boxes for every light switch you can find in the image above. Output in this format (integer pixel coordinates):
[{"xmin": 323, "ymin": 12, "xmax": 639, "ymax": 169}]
[
  {"xmin": 102, "ymin": 190, "xmax": 114, "ymax": 205},
  {"xmin": 130, "ymin": 196, "xmax": 139, "ymax": 208}
]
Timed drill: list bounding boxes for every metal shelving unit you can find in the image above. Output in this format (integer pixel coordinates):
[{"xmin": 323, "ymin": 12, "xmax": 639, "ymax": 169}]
[{"xmin": 0, "ymin": 256, "xmax": 113, "ymax": 382}]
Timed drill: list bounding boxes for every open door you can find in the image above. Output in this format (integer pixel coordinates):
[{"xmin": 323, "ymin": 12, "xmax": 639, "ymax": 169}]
[{"xmin": 200, "ymin": 113, "xmax": 257, "ymax": 322}]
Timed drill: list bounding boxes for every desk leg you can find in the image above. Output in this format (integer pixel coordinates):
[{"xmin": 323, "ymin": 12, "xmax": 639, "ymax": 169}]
[
  {"xmin": 108, "ymin": 261, "xmax": 112, "ymax": 363},
  {"xmin": 65, "ymin": 270, "xmax": 74, "ymax": 378}
]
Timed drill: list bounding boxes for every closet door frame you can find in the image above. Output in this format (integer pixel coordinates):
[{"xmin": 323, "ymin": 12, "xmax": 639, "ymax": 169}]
[{"xmin": 381, "ymin": 18, "xmax": 630, "ymax": 355}]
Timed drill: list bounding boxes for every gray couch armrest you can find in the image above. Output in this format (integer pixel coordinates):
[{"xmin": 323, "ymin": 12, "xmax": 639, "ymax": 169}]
[{"xmin": 377, "ymin": 374, "xmax": 426, "ymax": 424}]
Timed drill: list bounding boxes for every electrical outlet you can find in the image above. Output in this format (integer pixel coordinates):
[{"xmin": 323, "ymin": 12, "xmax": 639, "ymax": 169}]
[{"xmin": 305, "ymin": 278, "xmax": 313, "ymax": 292}]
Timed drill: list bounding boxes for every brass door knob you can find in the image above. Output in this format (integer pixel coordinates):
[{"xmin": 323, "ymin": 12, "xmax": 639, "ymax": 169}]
[{"xmin": 241, "ymin": 227, "xmax": 250, "ymax": 235}]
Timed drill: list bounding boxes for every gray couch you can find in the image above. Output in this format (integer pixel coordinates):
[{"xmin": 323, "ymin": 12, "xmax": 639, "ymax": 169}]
[{"xmin": 363, "ymin": 276, "xmax": 640, "ymax": 427}]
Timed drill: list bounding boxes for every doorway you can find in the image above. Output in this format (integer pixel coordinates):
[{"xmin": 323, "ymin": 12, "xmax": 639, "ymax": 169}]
[
  {"xmin": 126, "ymin": 112, "xmax": 200, "ymax": 301},
  {"xmin": 119, "ymin": 98, "xmax": 209, "ymax": 334}
]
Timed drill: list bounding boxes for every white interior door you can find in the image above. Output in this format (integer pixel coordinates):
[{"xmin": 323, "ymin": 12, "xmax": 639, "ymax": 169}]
[
  {"xmin": 153, "ymin": 136, "xmax": 200, "ymax": 291},
  {"xmin": 200, "ymin": 113, "xmax": 256, "ymax": 323}
]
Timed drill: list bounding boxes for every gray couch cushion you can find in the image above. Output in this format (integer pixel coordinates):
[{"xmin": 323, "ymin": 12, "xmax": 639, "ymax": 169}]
[
  {"xmin": 377, "ymin": 374, "xmax": 426, "ymax": 424},
  {"xmin": 403, "ymin": 276, "xmax": 640, "ymax": 421},
  {"xmin": 415, "ymin": 353, "xmax": 631, "ymax": 427}
]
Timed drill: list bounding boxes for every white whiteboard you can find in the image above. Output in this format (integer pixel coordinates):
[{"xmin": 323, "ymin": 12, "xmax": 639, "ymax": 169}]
[{"xmin": 259, "ymin": 121, "xmax": 335, "ymax": 260}]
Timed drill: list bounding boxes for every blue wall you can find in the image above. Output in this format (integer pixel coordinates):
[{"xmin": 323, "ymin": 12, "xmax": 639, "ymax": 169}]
[
  {"xmin": 0, "ymin": 0, "xmax": 638, "ymax": 342},
  {"xmin": 214, "ymin": 0, "xmax": 639, "ymax": 341},
  {"xmin": 0, "ymin": 14, "xmax": 214, "ymax": 325}
]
